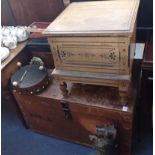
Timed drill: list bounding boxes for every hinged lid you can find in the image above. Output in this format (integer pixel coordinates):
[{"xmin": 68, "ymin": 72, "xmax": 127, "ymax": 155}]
[{"xmin": 43, "ymin": 0, "xmax": 140, "ymax": 37}]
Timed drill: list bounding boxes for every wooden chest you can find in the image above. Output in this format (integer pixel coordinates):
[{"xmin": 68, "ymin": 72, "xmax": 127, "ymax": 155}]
[
  {"xmin": 43, "ymin": 0, "xmax": 140, "ymax": 104},
  {"xmin": 13, "ymin": 79, "xmax": 137, "ymax": 155}
]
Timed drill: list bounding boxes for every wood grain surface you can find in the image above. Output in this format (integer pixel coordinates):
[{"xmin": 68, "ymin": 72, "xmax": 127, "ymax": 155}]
[
  {"xmin": 2, "ymin": 0, "xmax": 64, "ymax": 26},
  {"xmin": 13, "ymin": 79, "xmax": 137, "ymax": 155},
  {"xmin": 44, "ymin": 0, "xmax": 140, "ymax": 36}
]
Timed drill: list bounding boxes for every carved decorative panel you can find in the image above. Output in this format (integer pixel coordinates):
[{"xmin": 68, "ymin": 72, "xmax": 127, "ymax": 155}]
[{"xmin": 58, "ymin": 45, "xmax": 120, "ymax": 67}]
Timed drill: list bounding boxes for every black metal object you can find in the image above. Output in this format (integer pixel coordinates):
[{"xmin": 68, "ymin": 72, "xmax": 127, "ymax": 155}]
[{"xmin": 60, "ymin": 100, "xmax": 72, "ymax": 120}]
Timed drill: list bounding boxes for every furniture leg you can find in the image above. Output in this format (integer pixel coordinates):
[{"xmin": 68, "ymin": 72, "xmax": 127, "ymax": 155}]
[
  {"xmin": 60, "ymin": 81, "xmax": 68, "ymax": 97},
  {"xmin": 118, "ymin": 81, "xmax": 129, "ymax": 105},
  {"xmin": 119, "ymin": 89, "xmax": 128, "ymax": 105}
]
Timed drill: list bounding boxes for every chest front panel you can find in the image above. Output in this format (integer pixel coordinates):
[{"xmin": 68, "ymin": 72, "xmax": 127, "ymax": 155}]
[{"xmin": 49, "ymin": 37, "xmax": 131, "ymax": 74}]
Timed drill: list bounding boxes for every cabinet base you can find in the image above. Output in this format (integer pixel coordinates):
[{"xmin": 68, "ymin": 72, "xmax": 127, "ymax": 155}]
[{"xmin": 52, "ymin": 69, "xmax": 130, "ymax": 105}]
